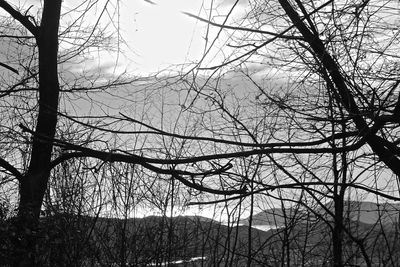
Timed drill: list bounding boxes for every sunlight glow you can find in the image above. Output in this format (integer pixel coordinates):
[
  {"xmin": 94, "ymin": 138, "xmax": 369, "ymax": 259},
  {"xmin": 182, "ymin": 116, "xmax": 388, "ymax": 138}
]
[{"xmin": 121, "ymin": 0, "xmax": 206, "ymax": 73}]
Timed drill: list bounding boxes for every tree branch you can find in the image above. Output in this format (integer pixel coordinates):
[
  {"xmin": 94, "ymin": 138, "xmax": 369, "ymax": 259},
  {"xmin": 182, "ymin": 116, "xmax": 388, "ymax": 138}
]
[
  {"xmin": 188, "ymin": 181, "xmax": 400, "ymax": 205},
  {"xmin": 278, "ymin": 0, "xmax": 400, "ymax": 177},
  {"xmin": 0, "ymin": 62, "xmax": 18, "ymax": 74},
  {"xmin": 183, "ymin": 11, "xmax": 303, "ymax": 40},
  {"xmin": 50, "ymin": 153, "xmax": 245, "ymax": 196},
  {"xmin": 120, "ymin": 113, "xmax": 360, "ymax": 148},
  {"xmin": 0, "ymin": 156, "xmax": 23, "ymax": 180},
  {"xmin": 19, "ymin": 123, "xmax": 365, "ymax": 168},
  {"xmin": 0, "ymin": 0, "xmax": 38, "ymax": 37}
]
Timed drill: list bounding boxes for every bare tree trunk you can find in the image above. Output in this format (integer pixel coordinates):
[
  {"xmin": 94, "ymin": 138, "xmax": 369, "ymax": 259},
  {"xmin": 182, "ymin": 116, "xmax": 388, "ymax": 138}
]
[
  {"xmin": 332, "ymin": 195, "xmax": 344, "ymax": 267},
  {"xmin": 15, "ymin": 1, "xmax": 61, "ymax": 266}
]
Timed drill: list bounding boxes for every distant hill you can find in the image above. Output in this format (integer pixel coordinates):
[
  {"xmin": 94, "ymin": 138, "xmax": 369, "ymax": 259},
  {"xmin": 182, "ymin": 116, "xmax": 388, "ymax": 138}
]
[
  {"xmin": 239, "ymin": 207, "xmax": 300, "ymax": 228},
  {"xmin": 320, "ymin": 201, "xmax": 400, "ymax": 225},
  {"xmin": 239, "ymin": 201, "xmax": 400, "ymax": 229}
]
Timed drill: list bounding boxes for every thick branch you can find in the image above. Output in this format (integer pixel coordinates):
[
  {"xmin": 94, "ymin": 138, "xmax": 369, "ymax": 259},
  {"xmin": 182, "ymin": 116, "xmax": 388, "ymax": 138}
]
[
  {"xmin": 0, "ymin": 0, "xmax": 38, "ymax": 36},
  {"xmin": 0, "ymin": 157, "xmax": 23, "ymax": 180},
  {"xmin": 50, "ymin": 153, "xmax": 244, "ymax": 196},
  {"xmin": 49, "ymin": 137, "xmax": 364, "ymax": 166},
  {"xmin": 278, "ymin": 0, "xmax": 400, "ymax": 177},
  {"xmin": 19, "ymin": 123, "xmax": 365, "ymax": 168}
]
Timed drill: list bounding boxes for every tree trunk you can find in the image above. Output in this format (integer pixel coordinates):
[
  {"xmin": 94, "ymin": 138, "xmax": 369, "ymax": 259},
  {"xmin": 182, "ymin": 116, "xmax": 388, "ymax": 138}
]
[
  {"xmin": 332, "ymin": 195, "xmax": 344, "ymax": 267},
  {"xmin": 14, "ymin": 1, "xmax": 62, "ymax": 266}
]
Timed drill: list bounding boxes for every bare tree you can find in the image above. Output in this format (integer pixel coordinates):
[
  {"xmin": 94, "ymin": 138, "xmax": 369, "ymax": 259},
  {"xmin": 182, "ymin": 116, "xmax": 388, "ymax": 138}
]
[
  {"xmin": 0, "ymin": 1, "xmax": 245, "ymax": 265},
  {"xmin": 1, "ymin": 0, "xmax": 400, "ymax": 266},
  {"xmin": 179, "ymin": 0, "xmax": 400, "ymax": 266}
]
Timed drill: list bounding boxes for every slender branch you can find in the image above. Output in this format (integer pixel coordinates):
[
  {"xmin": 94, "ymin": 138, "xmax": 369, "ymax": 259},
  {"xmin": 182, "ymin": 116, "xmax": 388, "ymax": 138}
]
[
  {"xmin": 172, "ymin": 172, "xmax": 246, "ymax": 196},
  {"xmin": 0, "ymin": 34, "xmax": 34, "ymax": 39},
  {"xmin": 120, "ymin": 113, "xmax": 360, "ymax": 148},
  {"xmin": 192, "ymin": 0, "xmax": 333, "ymax": 70},
  {"xmin": 188, "ymin": 181, "xmax": 400, "ymax": 205},
  {"xmin": 0, "ymin": 62, "xmax": 18, "ymax": 74},
  {"xmin": 183, "ymin": 11, "xmax": 302, "ymax": 40}
]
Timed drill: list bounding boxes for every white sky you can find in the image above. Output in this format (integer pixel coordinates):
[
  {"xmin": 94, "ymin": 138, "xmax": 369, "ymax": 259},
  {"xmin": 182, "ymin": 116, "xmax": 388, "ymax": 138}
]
[
  {"xmin": 11, "ymin": 0, "xmax": 241, "ymax": 75},
  {"xmin": 119, "ymin": 0, "xmax": 207, "ymax": 73}
]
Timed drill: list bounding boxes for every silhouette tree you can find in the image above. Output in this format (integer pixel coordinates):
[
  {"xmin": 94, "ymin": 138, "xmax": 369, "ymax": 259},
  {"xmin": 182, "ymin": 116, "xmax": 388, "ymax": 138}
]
[
  {"xmin": 0, "ymin": 1, "xmax": 244, "ymax": 265},
  {"xmin": 180, "ymin": 0, "xmax": 400, "ymax": 266}
]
